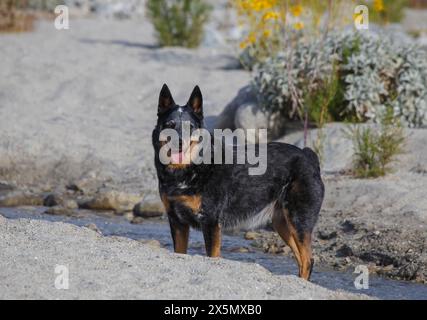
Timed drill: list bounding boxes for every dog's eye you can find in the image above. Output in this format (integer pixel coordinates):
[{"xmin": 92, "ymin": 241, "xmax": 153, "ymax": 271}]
[{"xmin": 165, "ymin": 121, "xmax": 176, "ymax": 129}]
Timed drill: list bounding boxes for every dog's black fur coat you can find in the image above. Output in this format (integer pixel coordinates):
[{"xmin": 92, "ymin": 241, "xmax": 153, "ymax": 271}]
[{"xmin": 152, "ymin": 84, "xmax": 325, "ymax": 279}]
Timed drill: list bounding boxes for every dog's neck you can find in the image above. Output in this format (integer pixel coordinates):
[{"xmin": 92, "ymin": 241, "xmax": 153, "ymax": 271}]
[{"xmin": 159, "ymin": 163, "xmax": 212, "ymax": 195}]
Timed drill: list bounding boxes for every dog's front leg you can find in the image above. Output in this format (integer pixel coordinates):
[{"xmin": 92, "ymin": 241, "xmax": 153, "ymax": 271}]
[
  {"xmin": 169, "ymin": 218, "xmax": 190, "ymax": 254},
  {"xmin": 202, "ymin": 223, "xmax": 222, "ymax": 258}
]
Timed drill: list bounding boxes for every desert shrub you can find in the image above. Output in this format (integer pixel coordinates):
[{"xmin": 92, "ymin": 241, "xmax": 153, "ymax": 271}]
[
  {"xmin": 146, "ymin": 0, "xmax": 212, "ymax": 48},
  {"xmin": 347, "ymin": 109, "xmax": 405, "ymax": 178},
  {"xmin": 32, "ymin": 0, "xmax": 64, "ymax": 11},
  {"xmin": 0, "ymin": 0, "xmax": 38, "ymax": 32},
  {"xmin": 253, "ymin": 30, "xmax": 427, "ymax": 128}
]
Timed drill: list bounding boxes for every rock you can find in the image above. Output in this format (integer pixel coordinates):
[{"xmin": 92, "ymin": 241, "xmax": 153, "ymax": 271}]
[
  {"xmin": 123, "ymin": 211, "xmax": 134, "ymax": 222},
  {"xmin": 79, "ymin": 189, "xmax": 141, "ymax": 212},
  {"xmin": 318, "ymin": 230, "xmax": 338, "ymax": 240},
  {"xmin": 215, "ymin": 86, "xmax": 257, "ymax": 131},
  {"xmin": 131, "ymin": 217, "xmax": 144, "ymax": 224},
  {"xmin": 0, "ymin": 181, "xmax": 14, "ymax": 192},
  {"xmin": 63, "ymin": 199, "xmax": 78, "ymax": 210},
  {"xmin": 66, "ymin": 172, "xmax": 101, "ymax": 195},
  {"xmin": 234, "ymin": 102, "xmax": 270, "ymax": 144},
  {"xmin": 0, "ymin": 191, "xmax": 44, "ymax": 207},
  {"xmin": 336, "ymin": 244, "xmax": 354, "ymax": 258},
  {"xmin": 341, "ymin": 220, "xmax": 357, "ymax": 233},
  {"xmin": 85, "ymin": 223, "xmax": 101, "ymax": 234},
  {"xmin": 216, "ymin": 85, "xmax": 286, "ymax": 142},
  {"xmin": 43, "ymin": 194, "xmax": 60, "ymax": 207},
  {"xmin": 280, "ymin": 123, "xmax": 356, "ymax": 173},
  {"xmin": 229, "ymin": 246, "xmax": 250, "ymax": 253},
  {"xmin": 45, "ymin": 206, "xmax": 75, "ymax": 216},
  {"xmin": 266, "ymin": 244, "xmax": 280, "ymax": 254},
  {"xmin": 281, "ymin": 246, "xmax": 292, "ymax": 255},
  {"xmin": 133, "ymin": 198, "xmax": 164, "ymax": 218},
  {"xmin": 244, "ymin": 231, "xmax": 260, "ymax": 240}
]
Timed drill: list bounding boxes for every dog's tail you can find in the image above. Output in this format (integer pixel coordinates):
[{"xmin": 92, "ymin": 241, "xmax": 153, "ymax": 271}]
[{"xmin": 303, "ymin": 147, "xmax": 320, "ymax": 170}]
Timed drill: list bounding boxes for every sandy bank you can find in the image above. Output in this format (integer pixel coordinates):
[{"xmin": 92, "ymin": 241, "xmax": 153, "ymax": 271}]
[{"xmin": 0, "ymin": 215, "xmax": 368, "ymax": 299}]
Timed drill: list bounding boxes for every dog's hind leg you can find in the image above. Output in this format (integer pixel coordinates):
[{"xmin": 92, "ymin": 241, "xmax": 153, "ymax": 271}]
[
  {"xmin": 272, "ymin": 206, "xmax": 303, "ymax": 276},
  {"xmin": 272, "ymin": 206, "xmax": 314, "ymax": 280},
  {"xmin": 202, "ymin": 223, "xmax": 222, "ymax": 258},
  {"xmin": 294, "ymin": 232, "xmax": 314, "ymax": 280}
]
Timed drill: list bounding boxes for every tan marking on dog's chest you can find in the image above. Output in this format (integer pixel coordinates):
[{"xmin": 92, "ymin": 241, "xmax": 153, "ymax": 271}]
[{"xmin": 171, "ymin": 195, "xmax": 202, "ymax": 214}]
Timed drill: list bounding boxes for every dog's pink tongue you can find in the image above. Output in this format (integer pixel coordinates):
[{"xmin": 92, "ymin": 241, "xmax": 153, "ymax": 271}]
[{"xmin": 171, "ymin": 152, "xmax": 184, "ymax": 164}]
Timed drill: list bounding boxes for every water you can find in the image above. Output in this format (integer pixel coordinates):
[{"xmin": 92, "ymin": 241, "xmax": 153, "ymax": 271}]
[{"xmin": 1, "ymin": 207, "xmax": 426, "ymax": 300}]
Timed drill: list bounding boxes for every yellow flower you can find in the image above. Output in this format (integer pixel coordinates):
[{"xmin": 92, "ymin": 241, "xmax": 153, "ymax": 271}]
[
  {"xmin": 263, "ymin": 29, "xmax": 272, "ymax": 38},
  {"xmin": 247, "ymin": 32, "xmax": 257, "ymax": 44},
  {"xmin": 251, "ymin": 0, "xmax": 276, "ymax": 11},
  {"xmin": 290, "ymin": 4, "xmax": 303, "ymax": 17},
  {"xmin": 239, "ymin": 40, "xmax": 248, "ymax": 49},
  {"xmin": 293, "ymin": 21, "xmax": 304, "ymax": 30},
  {"xmin": 263, "ymin": 11, "xmax": 280, "ymax": 21},
  {"xmin": 374, "ymin": 0, "xmax": 385, "ymax": 12}
]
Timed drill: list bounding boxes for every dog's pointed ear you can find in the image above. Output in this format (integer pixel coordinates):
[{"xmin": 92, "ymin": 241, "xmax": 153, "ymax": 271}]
[
  {"xmin": 158, "ymin": 84, "xmax": 175, "ymax": 114},
  {"xmin": 187, "ymin": 85, "xmax": 203, "ymax": 118}
]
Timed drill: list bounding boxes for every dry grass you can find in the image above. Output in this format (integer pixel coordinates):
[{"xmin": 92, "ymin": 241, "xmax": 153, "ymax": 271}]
[{"xmin": 0, "ymin": 0, "xmax": 34, "ymax": 33}]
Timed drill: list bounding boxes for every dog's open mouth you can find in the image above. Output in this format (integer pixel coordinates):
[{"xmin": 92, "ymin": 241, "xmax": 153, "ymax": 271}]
[
  {"xmin": 171, "ymin": 151, "xmax": 185, "ymax": 164},
  {"xmin": 170, "ymin": 144, "xmax": 191, "ymax": 164}
]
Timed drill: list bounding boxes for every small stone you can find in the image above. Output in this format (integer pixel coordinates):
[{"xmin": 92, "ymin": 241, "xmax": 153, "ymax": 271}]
[
  {"xmin": 267, "ymin": 244, "xmax": 279, "ymax": 254},
  {"xmin": 244, "ymin": 231, "xmax": 260, "ymax": 240},
  {"xmin": 85, "ymin": 223, "xmax": 101, "ymax": 234},
  {"xmin": 318, "ymin": 230, "xmax": 338, "ymax": 240},
  {"xmin": 281, "ymin": 246, "xmax": 292, "ymax": 255},
  {"xmin": 79, "ymin": 189, "xmax": 141, "ymax": 212},
  {"xmin": 123, "ymin": 211, "xmax": 134, "ymax": 222},
  {"xmin": 133, "ymin": 200, "xmax": 164, "ymax": 218},
  {"xmin": 131, "ymin": 217, "xmax": 144, "ymax": 224},
  {"xmin": 66, "ymin": 172, "xmax": 100, "ymax": 194},
  {"xmin": 341, "ymin": 220, "xmax": 356, "ymax": 233},
  {"xmin": 63, "ymin": 199, "xmax": 78, "ymax": 210},
  {"xmin": 382, "ymin": 264, "xmax": 394, "ymax": 272},
  {"xmin": 43, "ymin": 194, "xmax": 60, "ymax": 207},
  {"xmin": 229, "ymin": 246, "xmax": 250, "ymax": 253},
  {"xmin": 45, "ymin": 206, "xmax": 74, "ymax": 216},
  {"xmin": 336, "ymin": 244, "xmax": 354, "ymax": 257}
]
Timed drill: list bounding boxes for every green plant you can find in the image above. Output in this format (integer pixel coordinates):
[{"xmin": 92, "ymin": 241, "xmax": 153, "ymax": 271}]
[
  {"xmin": 253, "ymin": 30, "xmax": 427, "ymax": 128},
  {"xmin": 146, "ymin": 0, "xmax": 212, "ymax": 48},
  {"xmin": 304, "ymin": 66, "xmax": 341, "ymax": 164},
  {"xmin": 348, "ymin": 109, "xmax": 405, "ymax": 178}
]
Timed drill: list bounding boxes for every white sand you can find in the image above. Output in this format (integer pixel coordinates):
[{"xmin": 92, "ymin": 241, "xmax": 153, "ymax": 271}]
[{"xmin": 0, "ymin": 215, "xmax": 367, "ymax": 299}]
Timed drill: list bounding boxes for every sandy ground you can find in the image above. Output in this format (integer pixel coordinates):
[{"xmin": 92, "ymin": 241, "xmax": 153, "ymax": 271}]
[
  {"xmin": 0, "ymin": 17, "xmax": 249, "ymax": 196},
  {"xmin": 0, "ymin": 215, "xmax": 367, "ymax": 300}
]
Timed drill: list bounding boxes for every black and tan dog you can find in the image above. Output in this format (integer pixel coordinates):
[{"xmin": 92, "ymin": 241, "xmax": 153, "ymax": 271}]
[{"xmin": 152, "ymin": 84, "xmax": 324, "ymax": 280}]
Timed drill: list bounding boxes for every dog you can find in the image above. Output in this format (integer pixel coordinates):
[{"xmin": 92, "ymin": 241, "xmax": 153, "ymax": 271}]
[{"xmin": 152, "ymin": 84, "xmax": 324, "ymax": 280}]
